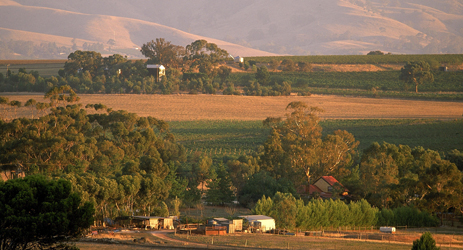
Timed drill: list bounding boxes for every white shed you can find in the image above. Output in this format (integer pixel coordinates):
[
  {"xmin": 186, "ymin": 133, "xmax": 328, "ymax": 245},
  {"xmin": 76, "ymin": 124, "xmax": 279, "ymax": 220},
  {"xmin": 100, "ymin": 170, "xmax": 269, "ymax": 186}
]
[
  {"xmin": 380, "ymin": 227, "xmax": 396, "ymax": 234},
  {"xmin": 146, "ymin": 64, "xmax": 165, "ymax": 82},
  {"xmin": 239, "ymin": 215, "xmax": 275, "ymax": 232},
  {"xmin": 234, "ymin": 56, "xmax": 244, "ymax": 63}
]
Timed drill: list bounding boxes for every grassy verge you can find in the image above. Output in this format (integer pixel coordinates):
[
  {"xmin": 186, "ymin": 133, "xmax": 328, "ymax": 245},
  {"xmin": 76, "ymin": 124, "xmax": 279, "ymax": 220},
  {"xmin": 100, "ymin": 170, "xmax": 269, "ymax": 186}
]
[
  {"xmin": 170, "ymin": 233, "xmax": 415, "ymax": 250},
  {"xmin": 304, "ymin": 87, "xmax": 463, "ymax": 101}
]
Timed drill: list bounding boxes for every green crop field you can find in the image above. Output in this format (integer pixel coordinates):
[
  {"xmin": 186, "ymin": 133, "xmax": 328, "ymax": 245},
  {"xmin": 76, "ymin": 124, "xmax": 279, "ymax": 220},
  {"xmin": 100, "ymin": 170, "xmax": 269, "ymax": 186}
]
[
  {"xmin": 0, "ymin": 60, "xmax": 66, "ymax": 77},
  {"xmin": 169, "ymin": 120, "xmax": 270, "ymax": 157},
  {"xmin": 247, "ymin": 54, "xmax": 463, "ymax": 65},
  {"xmin": 169, "ymin": 119, "xmax": 463, "ymax": 158},
  {"xmin": 231, "ymin": 70, "xmax": 463, "ymax": 93}
]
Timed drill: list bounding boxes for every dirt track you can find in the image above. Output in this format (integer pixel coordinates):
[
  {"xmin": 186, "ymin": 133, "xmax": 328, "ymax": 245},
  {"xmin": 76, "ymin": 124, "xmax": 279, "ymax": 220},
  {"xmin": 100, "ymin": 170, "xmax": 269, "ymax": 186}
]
[{"xmin": 2, "ymin": 93, "xmax": 463, "ymax": 121}]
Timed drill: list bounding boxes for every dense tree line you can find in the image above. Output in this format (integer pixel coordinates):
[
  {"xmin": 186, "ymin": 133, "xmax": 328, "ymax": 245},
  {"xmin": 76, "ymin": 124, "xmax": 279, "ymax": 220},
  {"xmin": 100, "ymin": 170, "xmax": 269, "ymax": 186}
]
[
  {"xmin": 0, "ymin": 39, "xmax": 237, "ymax": 95},
  {"xmin": 0, "ymin": 87, "xmax": 186, "ymax": 225},
  {"xmin": 253, "ymin": 193, "xmax": 378, "ymax": 230},
  {"xmin": 0, "ymin": 38, "xmax": 293, "ymax": 96}
]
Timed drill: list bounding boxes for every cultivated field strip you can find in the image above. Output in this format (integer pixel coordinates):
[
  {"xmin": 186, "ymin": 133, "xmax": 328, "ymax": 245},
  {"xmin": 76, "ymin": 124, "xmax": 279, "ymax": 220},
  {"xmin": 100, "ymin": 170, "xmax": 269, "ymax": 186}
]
[{"xmin": 2, "ymin": 94, "xmax": 463, "ymax": 121}]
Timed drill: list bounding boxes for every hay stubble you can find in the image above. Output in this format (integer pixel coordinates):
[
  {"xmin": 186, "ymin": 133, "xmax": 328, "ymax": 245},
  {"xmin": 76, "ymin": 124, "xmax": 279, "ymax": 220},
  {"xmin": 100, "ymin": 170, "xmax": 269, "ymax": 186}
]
[{"xmin": 3, "ymin": 93, "xmax": 463, "ymax": 121}]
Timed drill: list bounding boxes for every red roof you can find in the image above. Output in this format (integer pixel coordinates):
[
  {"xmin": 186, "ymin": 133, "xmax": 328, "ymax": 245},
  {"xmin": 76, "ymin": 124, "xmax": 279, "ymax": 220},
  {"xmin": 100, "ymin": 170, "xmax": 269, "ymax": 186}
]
[
  {"xmin": 320, "ymin": 176, "xmax": 341, "ymax": 187},
  {"xmin": 297, "ymin": 176, "xmax": 348, "ymax": 198},
  {"xmin": 308, "ymin": 184, "xmax": 322, "ymax": 194}
]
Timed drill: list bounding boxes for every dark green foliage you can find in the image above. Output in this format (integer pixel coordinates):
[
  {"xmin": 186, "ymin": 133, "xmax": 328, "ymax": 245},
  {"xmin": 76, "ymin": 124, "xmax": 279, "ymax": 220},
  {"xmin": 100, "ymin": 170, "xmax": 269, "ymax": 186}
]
[
  {"xmin": 367, "ymin": 51, "xmax": 385, "ymax": 55},
  {"xmin": 205, "ymin": 164, "xmax": 235, "ymax": 205},
  {"xmin": 253, "ymin": 194, "xmax": 378, "ymax": 230},
  {"xmin": 358, "ymin": 141, "xmax": 463, "ymax": 213},
  {"xmin": 259, "ymin": 103, "xmax": 358, "ymax": 190},
  {"xmin": 445, "ymin": 149, "xmax": 463, "ymax": 171},
  {"xmin": 376, "ymin": 207, "xmax": 438, "ymax": 227},
  {"xmin": 182, "ymin": 72, "xmax": 208, "ymax": 82},
  {"xmin": 411, "ymin": 232, "xmax": 440, "ymax": 250},
  {"xmin": 238, "ymin": 171, "xmax": 297, "ymax": 208},
  {"xmin": 0, "ymin": 90, "xmax": 187, "ymax": 224},
  {"xmin": 140, "ymin": 38, "xmax": 184, "ymax": 69},
  {"xmin": 0, "ymin": 175, "xmax": 94, "ymax": 250},
  {"xmin": 400, "ymin": 61, "xmax": 434, "ymax": 93},
  {"xmin": 280, "ymin": 59, "xmax": 297, "ymax": 72},
  {"xmin": 64, "ymin": 50, "xmax": 103, "ymax": 77},
  {"xmin": 271, "ymin": 192, "xmax": 297, "ymax": 229},
  {"xmin": 184, "ymin": 39, "xmax": 230, "ymax": 78},
  {"xmin": 255, "ymin": 66, "xmax": 270, "ymax": 85}
]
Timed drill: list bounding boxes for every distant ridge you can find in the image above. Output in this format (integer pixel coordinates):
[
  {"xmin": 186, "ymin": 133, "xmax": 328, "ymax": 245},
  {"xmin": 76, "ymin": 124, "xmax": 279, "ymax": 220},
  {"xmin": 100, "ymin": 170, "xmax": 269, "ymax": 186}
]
[{"xmin": 1, "ymin": 0, "xmax": 462, "ymax": 58}]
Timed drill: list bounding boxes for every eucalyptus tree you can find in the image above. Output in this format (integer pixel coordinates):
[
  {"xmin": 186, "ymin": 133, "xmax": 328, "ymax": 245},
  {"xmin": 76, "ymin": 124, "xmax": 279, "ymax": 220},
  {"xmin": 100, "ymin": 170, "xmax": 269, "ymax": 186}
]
[
  {"xmin": 261, "ymin": 101, "xmax": 359, "ymax": 188},
  {"xmin": 184, "ymin": 39, "xmax": 229, "ymax": 76},
  {"xmin": 140, "ymin": 38, "xmax": 185, "ymax": 69},
  {"xmin": 64, "ymin": 50, "xmax": 103, "ymax": 77},
  {"xmin": 399, "ymin": 61, "xmax": 434, "ymax": 93}
]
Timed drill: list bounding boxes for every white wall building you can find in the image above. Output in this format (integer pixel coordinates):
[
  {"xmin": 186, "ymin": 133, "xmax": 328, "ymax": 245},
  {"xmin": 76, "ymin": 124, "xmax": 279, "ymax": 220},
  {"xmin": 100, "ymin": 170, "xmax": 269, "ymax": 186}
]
[{"xmin": 239, "ymin": 215, "xmax": 275, "ymax": 232}]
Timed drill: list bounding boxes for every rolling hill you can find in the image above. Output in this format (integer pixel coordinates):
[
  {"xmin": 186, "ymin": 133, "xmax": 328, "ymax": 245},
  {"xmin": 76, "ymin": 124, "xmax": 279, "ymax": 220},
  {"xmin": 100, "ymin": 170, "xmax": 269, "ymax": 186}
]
[{"xmin": 1, "ymin": 0, "xmax": 463, "ymax": 58}]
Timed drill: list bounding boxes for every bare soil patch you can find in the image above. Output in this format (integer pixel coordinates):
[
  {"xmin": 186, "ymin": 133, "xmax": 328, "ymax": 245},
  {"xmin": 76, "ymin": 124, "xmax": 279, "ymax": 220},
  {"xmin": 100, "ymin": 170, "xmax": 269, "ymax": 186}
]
[{"xmin": 2, "ymin": 93, "xmax": 463, "ymax": 121}]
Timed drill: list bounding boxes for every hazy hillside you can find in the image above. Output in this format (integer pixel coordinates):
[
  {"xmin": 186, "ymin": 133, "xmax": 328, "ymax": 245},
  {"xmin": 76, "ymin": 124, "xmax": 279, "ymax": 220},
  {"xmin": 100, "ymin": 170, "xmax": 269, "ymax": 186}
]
[{"xmin": 1, "ymin": 0, "xmax": 463, "ymax": 58}]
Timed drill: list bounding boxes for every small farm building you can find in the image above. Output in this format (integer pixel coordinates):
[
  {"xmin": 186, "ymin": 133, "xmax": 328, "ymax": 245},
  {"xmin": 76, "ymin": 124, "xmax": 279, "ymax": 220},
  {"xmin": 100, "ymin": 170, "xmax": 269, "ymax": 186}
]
[
  {"xmin": 209, "ymin": 217, "xmax": 243, "ymax": 233},
  {"xmin": 239, "ymin": 215, "xmax": 275, "ymax": 232},
  {"xmin": 115, "ymin": 216, "xmax": 173, "ymax": 230},
  {"xmin": 146, "ymin": 64, "xmax": 165, "ymax": 82},
  {"xmin": 234, "ymin": 56, "xmax": 244, "ymax": 63}
]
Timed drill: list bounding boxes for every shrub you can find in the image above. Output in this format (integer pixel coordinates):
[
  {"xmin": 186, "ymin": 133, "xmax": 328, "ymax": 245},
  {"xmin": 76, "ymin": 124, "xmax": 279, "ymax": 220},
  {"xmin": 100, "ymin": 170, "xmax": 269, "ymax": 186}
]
[{"xmin": 411, "ymin": 232, "xmax": 440, "ymax": 250}]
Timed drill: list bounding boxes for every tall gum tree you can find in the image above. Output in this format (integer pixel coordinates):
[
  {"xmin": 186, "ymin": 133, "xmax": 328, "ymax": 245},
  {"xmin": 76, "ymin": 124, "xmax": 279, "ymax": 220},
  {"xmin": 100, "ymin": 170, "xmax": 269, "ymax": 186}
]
[
  {"xmin": 140, "ymin": 38, "xmax": 185, "ymax": 69},
  {"xmin": 261, "ymin": 102, "xmax": 359, "ymax": 188},
  {"xmin": 399, "ymin": 61, "xmax": 434, "ymax": 93}
]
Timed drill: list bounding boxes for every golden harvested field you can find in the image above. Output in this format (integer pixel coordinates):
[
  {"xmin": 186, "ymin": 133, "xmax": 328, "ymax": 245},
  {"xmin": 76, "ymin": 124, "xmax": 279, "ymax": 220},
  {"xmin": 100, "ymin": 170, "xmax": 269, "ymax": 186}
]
[{"xmin": 2, "ymin": 93, "xmax": 463, "ymax": 121}]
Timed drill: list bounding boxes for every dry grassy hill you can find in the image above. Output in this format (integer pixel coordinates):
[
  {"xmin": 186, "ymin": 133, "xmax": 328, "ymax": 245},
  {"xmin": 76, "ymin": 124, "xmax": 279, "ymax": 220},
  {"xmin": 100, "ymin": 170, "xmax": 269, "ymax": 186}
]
[
  {"xmin": 1, "ymin": 0, "xmax": 462, "ymax": 58},
  {"xmin": 0, "ymin": 0, "xmax": 278, "ymax": 58}
]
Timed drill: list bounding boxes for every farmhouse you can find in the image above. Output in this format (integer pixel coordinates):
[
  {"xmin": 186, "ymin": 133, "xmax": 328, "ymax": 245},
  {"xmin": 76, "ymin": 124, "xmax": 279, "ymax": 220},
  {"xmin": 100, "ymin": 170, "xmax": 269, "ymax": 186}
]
[
  {"xmin": 239, "ymin": 215, "xmax": 275, "ymax": 233},
  {"xmin": 299, "ymin": 176, "xmax": 348, "ymax": 199},
  {"xmin": 115, "ymin": 216, "xmax": 173, "ymax": 230}
]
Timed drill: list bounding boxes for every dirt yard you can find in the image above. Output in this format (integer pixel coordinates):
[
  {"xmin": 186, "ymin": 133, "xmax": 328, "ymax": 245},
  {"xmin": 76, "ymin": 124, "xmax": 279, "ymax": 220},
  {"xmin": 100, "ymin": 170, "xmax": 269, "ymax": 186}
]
[
  {"xmin": 2, "ymin": 93, "xmax": 463, "ymax": 121},
  {"xmin": 75, "ymin": 229, "xmax": 463, "ymax": 250}
]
